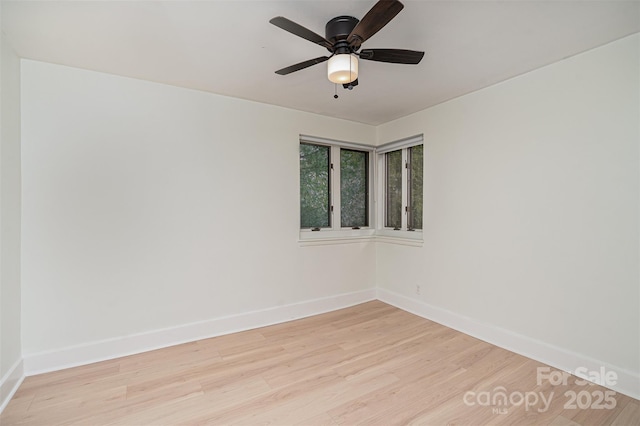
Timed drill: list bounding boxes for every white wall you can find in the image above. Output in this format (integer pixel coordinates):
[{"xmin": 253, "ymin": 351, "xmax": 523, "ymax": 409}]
[
  {"xmin": 20, "ymin": 60, "xmax": 376, "ymax": 359},
  {"xmin": 0, "ymin": 2, "xmax": 23, "ymax": 407},
  {"xmin": 377, "ymin": 34, "xmax": 639, "ymax": 380}
]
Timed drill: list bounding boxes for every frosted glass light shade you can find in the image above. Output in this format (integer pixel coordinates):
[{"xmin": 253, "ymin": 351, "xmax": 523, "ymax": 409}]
[{"xmin": 327, "ymin": 54, "xmax": 358, "ymax": 84}]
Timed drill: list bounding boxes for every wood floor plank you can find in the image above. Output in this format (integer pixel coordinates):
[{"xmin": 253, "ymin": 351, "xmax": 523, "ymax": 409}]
[
  {"xmin": 228, "ymin": 371, "xmax": 400, "ymax": 426},
  {"xmin": 2, "ymin": 302, "xmax": 638, "ymax": 425},
  {"xmin": 610, "ymin": 400, "xmax": 640, "ymax": 425},
  {"xmin": 549, "ymin": 415, "xmax": 582, "ymax": 426},
  {"xmin": 14, "ymin": 360, "xmax": 121, "ymax": 397}
]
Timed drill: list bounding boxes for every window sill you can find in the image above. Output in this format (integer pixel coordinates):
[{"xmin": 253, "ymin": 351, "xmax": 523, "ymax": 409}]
[
  {"xmin": 298, "ymin": 228, "xmax": 376, "ymax": 246},
  {"xmin": 375, "ymin": 229, "xmax": 423, "ymax": 246},
  {"xmin": 298, "ymin": 229, "xmax": 423, "ymax": 247},
  {"xmin": 375, "ymin": 234, "xmax": 423, "ymax": 247}
]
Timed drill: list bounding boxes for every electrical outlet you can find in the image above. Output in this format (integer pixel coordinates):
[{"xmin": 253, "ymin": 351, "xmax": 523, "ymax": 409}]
[{"xmin": 416, "ymin": 284, "xmax": 421, "ymax": 295}]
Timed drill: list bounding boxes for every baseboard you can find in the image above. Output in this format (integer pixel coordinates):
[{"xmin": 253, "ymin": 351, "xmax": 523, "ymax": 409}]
[
  {"xmin": 23, "ymin": 288, "xmax": 377, "ymax": 376},
  {"xmin": 376, "ymin": 288, "xmax": 640, "ymax": 400},
  {"xmin": 0, "ymin": 358, "xmax": 25, "ymax": 414}
]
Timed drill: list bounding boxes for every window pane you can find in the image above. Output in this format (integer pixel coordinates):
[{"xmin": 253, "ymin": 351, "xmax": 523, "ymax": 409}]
[
  {"xmin": 408, "ymin": 144, "xmax": 424, "ymax": 230},
  {"xmin": 385, "ymin": 150, "xmax": 403, "ymax": 228},
  {"xmin": 340, "ymin": 149, "xmax": 368, "ymax": 228},
  {"xmin": 300, "ymin": 143, "xmax": 330, "ymax": 228}
]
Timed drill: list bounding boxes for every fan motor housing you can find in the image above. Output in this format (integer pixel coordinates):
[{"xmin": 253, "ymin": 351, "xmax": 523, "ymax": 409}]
[{"xmin": 325, "ymin": 16, "xmax": 359, "ymax": 44}]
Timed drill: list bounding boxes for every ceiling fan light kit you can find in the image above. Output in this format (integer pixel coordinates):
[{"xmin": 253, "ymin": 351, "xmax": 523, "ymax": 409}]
[
  {"xmin": 327, "ymin": 54, "xmax": 358, "ymax": 84},
  {"xmin": 270, "ymin": 0, "xmax": 424, "ymax": 92}
]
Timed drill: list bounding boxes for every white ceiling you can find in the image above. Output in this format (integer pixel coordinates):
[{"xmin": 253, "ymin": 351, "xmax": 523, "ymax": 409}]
[{"xmin": 2, "ymin": 0, "xmax": 639, "ymax": 125}]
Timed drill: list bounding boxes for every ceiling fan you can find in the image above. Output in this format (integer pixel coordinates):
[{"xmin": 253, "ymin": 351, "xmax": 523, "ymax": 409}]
[{"xmin": 269, "ymin": 0, "xmax": 424, "ymax": 90}]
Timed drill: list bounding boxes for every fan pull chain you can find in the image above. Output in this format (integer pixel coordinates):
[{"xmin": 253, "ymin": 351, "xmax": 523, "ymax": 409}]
[{"xmin": 334, "ymin": 84, "xmax": 338, "ymax": 99}]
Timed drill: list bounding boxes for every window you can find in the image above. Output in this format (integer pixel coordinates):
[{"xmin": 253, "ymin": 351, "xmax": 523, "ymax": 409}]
[
  {"xmin": 299, "ymin": 137, "xmax": 372, "ymax": 236},
  {"xmin": 300, "ymin": 143, "xmax": 331, "ymax": 229},
  {"xmin": 340, "ymin": 149, "xmax": 369, "ymax": 228},
  {"xmin": 408, "ymin": 144, "xmax": 423, "ymax": 230},
  {"xmin": 385, "ymin": 149, "xmax": 403, "ymax": 229},
  {"xmin": 299, "ymin": 134, "xmax": 422, "ymax": 245},
  {"xmin": 378, "ymin": 136, "xmax": 424, "ymax": 234}
]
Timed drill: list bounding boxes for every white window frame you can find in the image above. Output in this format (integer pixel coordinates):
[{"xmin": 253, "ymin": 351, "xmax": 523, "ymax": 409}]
[
  {"xmin": 299, "ymin": 135, "xmax": 375, "ymax": 245},
  {"xmin": 298, "ymin": 134, "xmax": 424, "ymax": 246},
  {"xmin": 376, "ymin": 135, "xmax": 424, "ymax": 244}
]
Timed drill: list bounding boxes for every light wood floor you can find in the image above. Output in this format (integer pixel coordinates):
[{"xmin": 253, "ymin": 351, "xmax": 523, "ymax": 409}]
[{"xmin": 2, "ymin": 301, "xmax": 639, "ymax": 425}]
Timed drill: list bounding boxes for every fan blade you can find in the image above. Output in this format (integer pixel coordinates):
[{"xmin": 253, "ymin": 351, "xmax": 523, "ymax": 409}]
[
  {"xmin": 270, "ymin": 17, "xmax": 333, "ymax": 50},
  {"xmin": 347, "ymin": 0, "xmax": 404, "ymax": 49},
  {"xmin": 359, "ymin": 49, "xmax": 424, "ymax": 64},
  {"xmin": 275, "ymin": 56, "xmax": 330, "ymax": 75}
]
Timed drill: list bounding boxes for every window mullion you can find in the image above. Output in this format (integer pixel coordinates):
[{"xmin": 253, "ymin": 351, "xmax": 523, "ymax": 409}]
[
  {"xmin": 401, "ymin": 148, "xmax": 409, "ymax": 230},
  {"xmin": 331, "ymin": 146, "xmax": 341, "ymax": 230},
  {"xmin": 376, "ymin": 154, "xmax": 385, "ymax": 230},
  {"xmin": 370, "ymin": 152, "xmax": 376, "ymax": 229}
]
